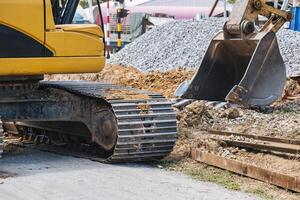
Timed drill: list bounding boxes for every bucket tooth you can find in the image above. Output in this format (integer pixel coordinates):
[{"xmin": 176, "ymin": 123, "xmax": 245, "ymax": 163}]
[{"xmin": 226, "ymin": 32, "xmax": 286, "ymax": 106}]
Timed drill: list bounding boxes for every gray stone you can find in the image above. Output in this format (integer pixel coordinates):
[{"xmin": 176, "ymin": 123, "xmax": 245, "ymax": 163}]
[{"xmin": 110, "ymin": 18, "xmax": 300, "ymax": 77}]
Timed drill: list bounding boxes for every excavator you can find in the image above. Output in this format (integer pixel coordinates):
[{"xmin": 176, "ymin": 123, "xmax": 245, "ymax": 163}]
[
  {"xmin": 0, "ymin": 0, "xmax": 292, "ymax": 163},
  {"xmin": 0, "ymin": 0, "xmax": 178, "ymax": 162}
]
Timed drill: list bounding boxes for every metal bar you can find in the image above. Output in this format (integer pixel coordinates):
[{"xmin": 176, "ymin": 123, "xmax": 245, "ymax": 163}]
[
  {"xmin": 222, "ymin": 140, "xmax": 300, "ymax": 154},
  {"xmin": 209, "ymin": 0, "xmax": 219, "ymax": 17},
  {"xmin": 281, "ymin": 0, "xmax": 289, "ymax": 10},
  {"xmin": 191, "ymin": 149, "xmax": 300, "ymax": 193},
  {"xmin": 110, "ymin": 152, "xmax": 167, "ymax": 160},
  {"xmin": 116, "ymin": 113, "xmax": 176, "ymax": 120},
  {"xmin": 109, "ymin": 98, "xmax": 166, "ymax": 104},
  {"xmin": 116, "ymin": 138, "xmax": 177, "ymax": 146},
  {"xmin": 106, "ymin": 1, "xmax": 111, "ymax": 58},
  {"xmin": 118, "ymin": 132, "xmax": 177, "ymax": 139},
  {"xmin": 116, "ymin": 7, "xmax": 122, "ymax": 51},
  {"xmin": 118, "ymin": 126, "xmax": 177, "ymax": 133},
  {"xmin": 14, "ymin": 122, "xmax": 89, "ymax": 138},
  {"xmin": 114, "ymin": 145, "xmax": 174, "ymax": 151},
  {"xmin": 208, "ymin": 130, "xmax": 300, "ymax": 145},
  {"xmin": 113, "ymin": 149, "xmax": 171, "ymax": 156},
  {"xmin": 117, "ymin": 119, "xmax": 176, "ymax": 126},
  {"xmin": 112, "ymin": 102, "xmax": 173, "ymax": 107},
  {"xmin": 61, "ymin": 0, "xmax": 80, "ymax": 24},
  {"xmin": 114, "ymin": 107, "xmax": 174, "ymax": 113},
  {"xmin": 0, "ymin": 101, "xmax": 74, "ymax": 121}
]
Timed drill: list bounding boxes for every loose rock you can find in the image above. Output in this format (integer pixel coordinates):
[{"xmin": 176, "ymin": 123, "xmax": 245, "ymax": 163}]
[{"xmin": 111, "ymin": 18, "xmax": 300, "ymax": 77}]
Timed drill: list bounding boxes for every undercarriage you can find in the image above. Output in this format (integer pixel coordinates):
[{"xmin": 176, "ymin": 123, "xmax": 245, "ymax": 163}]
[{"xmin": 0, "ymin": 78, "xmax": 177, "ymax": 162}]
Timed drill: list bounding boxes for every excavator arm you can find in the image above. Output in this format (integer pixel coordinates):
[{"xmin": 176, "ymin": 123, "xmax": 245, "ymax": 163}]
[
  {"xmin": 224, "ymin": 0, "xmax": 291, "ymax": 36},
  {"xmin": 179, "ymin": 0, "xmax": 292, "ymax": 106}
]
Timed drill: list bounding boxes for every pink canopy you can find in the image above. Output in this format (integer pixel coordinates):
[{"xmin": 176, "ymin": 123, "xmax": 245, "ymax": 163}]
[{"xmin": 100, "ymin": 1, "xmax": 224, "ymax": 23}]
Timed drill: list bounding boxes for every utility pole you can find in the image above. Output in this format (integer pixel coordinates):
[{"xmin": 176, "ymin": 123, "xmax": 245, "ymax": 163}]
[
  {"xmin": 106, "ymin": 1, "xmax": 111, "ymax": 58},
  {"xmin": 115, "ymin": 0, "xmax": 128, "ymax": 52},
  {"xmin": 116, "ymin": 0, "xmax": 124, "ymax": 51}
]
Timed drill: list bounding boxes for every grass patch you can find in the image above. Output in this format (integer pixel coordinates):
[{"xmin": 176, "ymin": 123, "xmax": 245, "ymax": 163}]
[
  {"xmin": 186, "ymin": 167, "xmax": 241, "ymax": 190},
  {"xmin": 157, "ymin": 158, "xmax": 300, "ymax": 199},
  {"xmin": 158, "ymin": 159, "xmax": 241, "ymax": 191},
  {"xmin": 157, "ymin": 153, "xmax": 300, "ymax": 200},
  {"xmin": 246, "ymin": 187, "xmax": 274, "ymax": 200}
]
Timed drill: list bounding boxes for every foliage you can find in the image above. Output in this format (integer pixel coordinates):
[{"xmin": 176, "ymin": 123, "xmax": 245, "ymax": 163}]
[
  {"xmin": 79, "ymin": 0, "xmax": 102, "ymax": 8},
  {"xmin": 227, "ymin": 0, "xmax": 236, "ymax": 4},
  {"xmin": 246, "ymin": 187, "xmax": 274, "ymax": 200},
  {"xmin": 186, "ymin": 167, "xmax": 241, "ymax": 190}
]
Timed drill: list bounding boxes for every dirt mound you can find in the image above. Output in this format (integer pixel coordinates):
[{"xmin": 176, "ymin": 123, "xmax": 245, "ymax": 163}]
[
  {"xmin": 47, "ymin": 64, "xmax": 299, "ymax": 101},
  {"xmin": 175, "ymin": 99, "xmax": 299, "ymax": 139},
  {"xmin": 117, "ymin": 68, "xmax": 194, "ymax": 98},
  {"xmin": 46, "ymin": 65, "xmax": 142, "ymax": 83},
  {"xmin": 46, "ymin": 64, "xmax": 194, "ymax": 98},
  {"xmin": 285, "ymin": 79, "xmax": 300, "ymax": 96},
  {"xmin": 177, "ymin": 101, "xmax": 213, "ymax": 130}
]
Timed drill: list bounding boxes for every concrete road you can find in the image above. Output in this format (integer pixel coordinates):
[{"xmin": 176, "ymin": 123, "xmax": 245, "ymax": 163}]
[{"xmin": 0, "ymin": 149, "xmax": 259, "ymax": 200}]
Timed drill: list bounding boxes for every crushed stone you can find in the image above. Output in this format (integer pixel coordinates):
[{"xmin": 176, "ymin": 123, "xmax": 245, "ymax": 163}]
[{"xmin": 110, "ymin": 18, "xmax": 300, "ymax": 77}]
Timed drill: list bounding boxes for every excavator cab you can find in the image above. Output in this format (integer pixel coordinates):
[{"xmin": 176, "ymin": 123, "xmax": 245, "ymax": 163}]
[
  {"xmin": 0, "ymin": 0, "xmax": 105, "ymax": 75},
  {"xmin": 178, "ymin": 0, "xmax": 291, "ymax": 106}
]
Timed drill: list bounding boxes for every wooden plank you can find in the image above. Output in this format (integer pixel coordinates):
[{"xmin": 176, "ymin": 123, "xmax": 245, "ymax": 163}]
[
  {"xmin": 191, "ymin": 149, "xmax": 300, "ymax": 193},
  {"xmin": 208, "ymin": 129, "xmax": 300, "ymax": 145},
  {"xmin": 223, "ymin": 140, "xmax": 300, "ymax": 154}
]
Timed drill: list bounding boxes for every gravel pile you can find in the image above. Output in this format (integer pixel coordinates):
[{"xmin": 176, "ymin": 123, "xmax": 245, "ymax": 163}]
[
  {"xmin": 110, "ymin": 18, "xmax": 300, "ymax": 77},
  {"xmin": 277, "ymin": 29, "xmax": 300, "ymax": 77},
  {"xmin": 110, "ymin": 18, "xmax": 223, "ymax": 72}
]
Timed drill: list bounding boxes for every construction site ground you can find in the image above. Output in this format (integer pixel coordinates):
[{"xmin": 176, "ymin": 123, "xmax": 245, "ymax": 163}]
[
  {"xmin": 0, "ymin": 148, "xmax": 259, "ymax": 200},
  {"xmin": 46, "ymin": 64, "xmax": 300, "ymax": 200}
]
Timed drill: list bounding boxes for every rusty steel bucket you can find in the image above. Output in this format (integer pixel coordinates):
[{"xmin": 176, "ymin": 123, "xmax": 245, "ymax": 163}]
[{"xmin": 177, "ymin": 31, "xmax": 286, "ymax": 106}]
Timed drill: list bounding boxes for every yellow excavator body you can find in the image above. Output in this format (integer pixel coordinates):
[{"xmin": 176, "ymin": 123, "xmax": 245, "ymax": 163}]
[
  {"xmin": 0, "ymin": 0, "xmax": 178, "ymax": 162},
  {"xmin": 0, "ymin": 0, "xmax": 105, "ymax": 76}
]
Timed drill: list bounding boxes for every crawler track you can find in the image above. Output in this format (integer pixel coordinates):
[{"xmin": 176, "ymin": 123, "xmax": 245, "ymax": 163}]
[
  {"xmin": 6, "ymin": 82, "xmax": 178, "ymax": 163},
  {"xmin": 108, "ymin": 99, "xmax": 177, "ymax": 162}
]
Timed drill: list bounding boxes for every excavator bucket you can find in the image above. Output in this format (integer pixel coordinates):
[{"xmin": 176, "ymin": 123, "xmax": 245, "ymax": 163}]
[{"xmin": 179, "ymin": 31, "xmax": 286, "ymax": 106}]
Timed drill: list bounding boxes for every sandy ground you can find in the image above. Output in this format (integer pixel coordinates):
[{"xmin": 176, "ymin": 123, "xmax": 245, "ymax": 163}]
[
  {"xmin": 0, "ymin": 149, "xmax": 259, "ymax": 200},
  {"xmin": 46, "ymin": 65, "xmax": 194, "ymax": 98},
  {"xmin": 175, "ymin": 100, "xmax": 300, "ymax": 175},
  {"xmin": 46, "ymin": 64, "xmax": 300, "ymax": 99}
]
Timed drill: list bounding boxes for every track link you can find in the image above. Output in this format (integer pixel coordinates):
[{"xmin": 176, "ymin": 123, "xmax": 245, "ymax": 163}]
[
  {"xmin": 107, "ymin": 97, "xmax": 177, "ymax": 162},
  {"xmin": 7, "ymin": 82, "xmax": 178, "ymax": 163}
]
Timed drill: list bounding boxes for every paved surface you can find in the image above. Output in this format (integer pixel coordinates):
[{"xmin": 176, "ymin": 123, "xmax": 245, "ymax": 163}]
[{"xmin": 0, "ymin": 149, "xmax": 260, "ymax": 200}]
